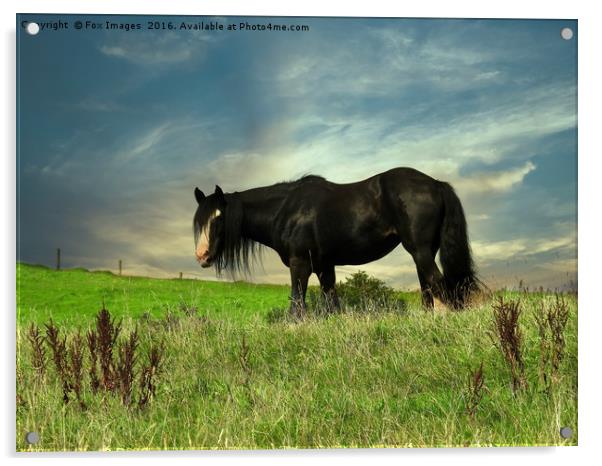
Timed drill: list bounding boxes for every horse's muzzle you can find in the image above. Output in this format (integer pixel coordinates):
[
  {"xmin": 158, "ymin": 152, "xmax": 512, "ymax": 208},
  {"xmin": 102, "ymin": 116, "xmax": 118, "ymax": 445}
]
[{"xmin": 196, "ymin": 251, "xmax": 212, "ymax": 268}]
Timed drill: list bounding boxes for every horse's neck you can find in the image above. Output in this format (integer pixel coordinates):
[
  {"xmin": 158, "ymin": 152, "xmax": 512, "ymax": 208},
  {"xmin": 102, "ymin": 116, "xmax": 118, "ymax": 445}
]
[{"xmin": 238, "ymin": 188, "xmax": 287, "ymax": 248}]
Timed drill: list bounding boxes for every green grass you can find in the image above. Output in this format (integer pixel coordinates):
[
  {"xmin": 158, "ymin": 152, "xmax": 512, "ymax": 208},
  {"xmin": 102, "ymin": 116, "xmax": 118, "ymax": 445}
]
[
  {"xmin": 17, "ymin": 263, "xmax": 291, "ymax": 326},
  {"xmin": 16, "ymin": 263, "xmax": 577, "ymax": 450}
]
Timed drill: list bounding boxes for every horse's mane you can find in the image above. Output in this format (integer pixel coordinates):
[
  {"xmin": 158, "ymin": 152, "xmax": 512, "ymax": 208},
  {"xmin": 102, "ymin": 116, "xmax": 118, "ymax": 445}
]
[
  {"xmin": 193, "ymin": 194, "xmax": 261, "ymax": 277},
  {"xmin": 214, "ymin": 193, "xmax": 262, "ymax": 277},
  {"xmin": 271, "ymin": 174, "xmax": 326, "ymax": 188},
  {"xmin": 195, "ymin": 174, "xmax": 325, "ymax": 277}
]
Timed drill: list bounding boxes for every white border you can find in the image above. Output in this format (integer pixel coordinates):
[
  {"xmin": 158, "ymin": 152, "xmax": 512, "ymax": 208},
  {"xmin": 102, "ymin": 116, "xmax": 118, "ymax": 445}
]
[{"xmin": 3, "ymin": 1, "xmax": 601, "ymax": 465}]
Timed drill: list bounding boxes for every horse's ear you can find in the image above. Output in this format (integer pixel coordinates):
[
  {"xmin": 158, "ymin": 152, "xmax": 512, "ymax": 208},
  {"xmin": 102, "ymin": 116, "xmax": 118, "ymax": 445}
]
[
  {"xmin": 194, "ymin": 187, "xmax": 205, "ymax": 204},
  {"xmin": 214, "ymin": 185, "xmax": 225, "ymax": 201}
]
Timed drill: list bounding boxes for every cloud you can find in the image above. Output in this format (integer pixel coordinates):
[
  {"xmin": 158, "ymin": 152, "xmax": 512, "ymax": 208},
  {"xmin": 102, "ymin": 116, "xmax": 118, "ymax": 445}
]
[
  {"xmin": 472, "ymin": 233, "xmax": 576, "ymax": 262},
  {"xmin": 99, "ymin": 30, "xmax": 213, "ymax": 66},
  {"xmin": 116, "ymin": 123, "xmax": 172, "ymax": 162},
  {"xmin": 267, "ymin": 26, "xmax": 506, "ymax": 99},
  {"xmin": 187, "ymin": 80, "xmax": 563, "ymax": 196},
  {"xmin": 79, "ymin": 190, "xmax": 197, "ymax": 273},
  {"xmin": 455, "ymin": 161, "xmax": 536, "ymax": 194},
  {"xmin": 251, "ymin": 24, "xmax": 575, "ymax": 192},
  {"xmin": 91, "ymin": 23, "xmax": 575, "ymax": 195},
  {"xmin": 537, "ymin": 258, "xmax": 577, "ymax": 274}
]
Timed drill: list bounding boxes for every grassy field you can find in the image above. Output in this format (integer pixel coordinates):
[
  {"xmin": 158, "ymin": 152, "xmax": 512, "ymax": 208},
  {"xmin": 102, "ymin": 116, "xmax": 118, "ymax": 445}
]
[
  {"xmin": 16, "ymin": 263, "xmax": 578, "ymax": 451},
  {"xmin": 16, "ymin": 264, "xmax": 292, "ymax": 326}
]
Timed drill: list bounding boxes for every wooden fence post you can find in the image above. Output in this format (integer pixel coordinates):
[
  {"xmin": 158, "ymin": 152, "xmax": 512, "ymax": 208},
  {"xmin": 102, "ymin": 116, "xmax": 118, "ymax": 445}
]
[
  {"xmin": 56, "ymin": 248, "xmax": 61, "ymax": 270},
  {"xmin": 179, "ymin": 272, "xmax": 183, "ymax": 280},
  {"xmin": 118, "ymin": 260, "xmax": 122, "ymax": 276}
]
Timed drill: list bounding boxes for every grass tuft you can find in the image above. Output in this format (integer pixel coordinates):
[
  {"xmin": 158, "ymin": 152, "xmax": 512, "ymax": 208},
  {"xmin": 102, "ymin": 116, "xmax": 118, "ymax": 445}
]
[
  {"xmin": 138, "ymin": 343, "xmax": 163, "ymax": 410},
  {"xmin": 491, "ymin": 297, "xmax": 527, "ymax": 393},
  {"xmin": 464, "ymin": 361, "xmax": 485, "ymax": 419},
  {"xmin": 534, "ymin": 294, "xmax": 571, "ymax": 392},
  {"xmin": 27, "ymin": 323, "xmax": 46, "ymax": 380}
]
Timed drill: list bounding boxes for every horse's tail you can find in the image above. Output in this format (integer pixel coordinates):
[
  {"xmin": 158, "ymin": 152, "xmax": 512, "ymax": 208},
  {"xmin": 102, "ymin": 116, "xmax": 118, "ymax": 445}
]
[{"xmin": 438, "ymin": 181, "xmax": 479, "ymax": 308}]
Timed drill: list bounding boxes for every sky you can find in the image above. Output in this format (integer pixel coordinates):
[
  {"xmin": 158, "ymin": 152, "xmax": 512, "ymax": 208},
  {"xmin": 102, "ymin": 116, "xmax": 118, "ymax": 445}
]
[{"xmin": 17, "ymin": 15, "xmax": 578, "ymax": 290}]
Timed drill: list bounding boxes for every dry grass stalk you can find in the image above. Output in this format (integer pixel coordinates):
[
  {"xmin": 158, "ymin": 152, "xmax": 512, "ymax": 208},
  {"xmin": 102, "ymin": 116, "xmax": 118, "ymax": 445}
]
[
  {"xmin": 95, "ymin": 308, "xmax": 122, "ymax": 391},
  {"xmin": 69, "ymin": 332, "xmax": 87, "ymax": 410},
  {"xmin": 35, "ymin": 308, "xmax": 164, "ymax": 410},
  {"xmin": 27, "ymin": 323, "xmax": 47, "ymax": 379},
  {"xmin": 548, "ymin": 295, "xmax": 570, "ymax": 380},
  {"xmin": 535, "ymin": 294, "xmax": 570, "ymax": 390},
  {"xmin": 138, "ymin": 343, "xmax": 163, "ymax": 409},
  {"xmin": 239, "ymin": 335, "xmax": 252, "ymax": 386},
  {"xmin": 86, "ymin": 330, "xmax": 100, "ymax": 394},
  {"xmin": 180, "ymin": 302, "xmax": 198, "ymax": 317},
  {"xmin": 44, "ymin": 320, "xmax": 71, "ymax": 403},
  {"xmin": 238, "ymin": 334, "xmax": 254, "ymax": 406},
  {"xmin": 465, "ymin": 361, "xmax": 485, "ymax": 419},
  {"xmin": 116, "ymin": 329, "xmax": 138, "ymax": 406},
  {"xmin": 534, "ymin": 303, "xmax": 550, "ymax": 390},
  {"xmin": 491, "ymin": 297, "xmax": 527, "ymax": 393}
]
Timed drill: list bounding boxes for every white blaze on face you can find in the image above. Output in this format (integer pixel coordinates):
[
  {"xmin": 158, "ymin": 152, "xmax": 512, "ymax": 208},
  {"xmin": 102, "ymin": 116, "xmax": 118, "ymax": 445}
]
[{"xmin": 195, "ymin": 209, "xmax": 222, "ymax": 261}]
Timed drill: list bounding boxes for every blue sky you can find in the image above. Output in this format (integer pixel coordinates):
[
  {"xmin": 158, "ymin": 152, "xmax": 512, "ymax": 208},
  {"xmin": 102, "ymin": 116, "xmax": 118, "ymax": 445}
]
[{"xmin": 17, "ymin": 15, "xmax": 577, "ymax": 290}]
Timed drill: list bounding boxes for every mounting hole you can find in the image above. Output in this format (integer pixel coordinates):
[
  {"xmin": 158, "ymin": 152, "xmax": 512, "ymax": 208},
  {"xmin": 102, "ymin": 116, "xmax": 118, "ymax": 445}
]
[
  {"xmin": 560, "ymin": 426, "xmax": 573, "ymax": 439},
  {"xmin": 25, "ymin": 431, "xmax": 40, "ymax": 444},
  {"xmin": 560, "ymin": 27, "xmax": 574, "ymax": 40},
  {"xmin": 25, "ymin": 22, "xmax": 40, "ymax": 35}
]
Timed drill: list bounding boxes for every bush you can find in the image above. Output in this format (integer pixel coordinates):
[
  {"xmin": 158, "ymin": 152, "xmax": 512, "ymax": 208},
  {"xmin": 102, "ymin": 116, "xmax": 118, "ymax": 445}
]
[
  {"xmin": 268, "ymin": 271, "xmax": 406, "ymax": 320},
  {"xmin": 334, "ymin": 271, "xmax": 406, "ymax": 312}
]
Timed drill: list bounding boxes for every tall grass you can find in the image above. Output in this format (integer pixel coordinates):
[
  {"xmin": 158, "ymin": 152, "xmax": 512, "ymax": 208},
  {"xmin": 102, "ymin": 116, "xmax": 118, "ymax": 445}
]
[{"xmin": 17, "ymin": 294, "xmax": 577, "ymax": 451}]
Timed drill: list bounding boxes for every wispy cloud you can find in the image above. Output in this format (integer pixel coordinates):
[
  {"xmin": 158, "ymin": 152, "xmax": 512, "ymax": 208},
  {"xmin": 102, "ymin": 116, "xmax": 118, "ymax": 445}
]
[
  {"xmin": 456, "ymin": 161, "xmax": 536, "ymax": 194},
  {"xmin": 472, "ymin": 233, "xmax": 576, "ymax": 262},
  {"xmin": 116, "ymin": 123, "xmax": 172, "ymax": 162},
  {"xmin": 191, "ymin": 77, "xmax": 569, "ymax": 195},
  {"xmin": 99, "ymin": 30, "xmax": 213, "ymax": 66}
]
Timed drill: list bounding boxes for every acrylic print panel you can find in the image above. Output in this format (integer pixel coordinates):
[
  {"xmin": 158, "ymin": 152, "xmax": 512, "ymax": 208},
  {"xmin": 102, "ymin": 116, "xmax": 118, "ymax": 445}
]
[{"xmin": 16, "ymin": 14, "xmax": 577, "ymax": 451}]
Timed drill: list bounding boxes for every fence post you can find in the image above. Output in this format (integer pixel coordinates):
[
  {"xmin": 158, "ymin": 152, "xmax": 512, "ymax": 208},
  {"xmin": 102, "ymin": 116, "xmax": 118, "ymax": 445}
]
[
  {"xmin": 179, "ymin": 272, "xmax": 183, "ymax": 280},
  {"xmin": 118, "ymin": 260, "xmax": 122, "ymax": 276},
  {"xmin": 56, "ymin": 248, "xmax": 61, "ymax": 270}
]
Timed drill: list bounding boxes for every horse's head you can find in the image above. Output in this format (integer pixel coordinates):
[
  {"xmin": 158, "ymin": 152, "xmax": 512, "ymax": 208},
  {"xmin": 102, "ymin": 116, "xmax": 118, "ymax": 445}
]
[{"xmin": 193, "ymin": 185, "xmax": 226, "ymax": 268}]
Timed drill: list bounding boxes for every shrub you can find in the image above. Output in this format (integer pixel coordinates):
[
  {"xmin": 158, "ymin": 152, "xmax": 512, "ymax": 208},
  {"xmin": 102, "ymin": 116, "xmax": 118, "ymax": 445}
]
[{"xmin": 336, "ymin": 271, "xmax": 405, "ymax": 312}]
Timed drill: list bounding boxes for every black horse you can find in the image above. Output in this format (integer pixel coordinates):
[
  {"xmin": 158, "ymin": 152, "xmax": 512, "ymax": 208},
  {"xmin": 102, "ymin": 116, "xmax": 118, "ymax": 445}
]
[{"xmin": 193, "ymin": 167, "xmax": 478, "ymax": 315}]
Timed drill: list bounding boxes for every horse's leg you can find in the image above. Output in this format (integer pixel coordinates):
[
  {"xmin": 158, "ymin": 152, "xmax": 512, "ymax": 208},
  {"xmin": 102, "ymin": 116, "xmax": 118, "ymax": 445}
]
[
  {"xmin": 318, "ymin": 266, "xmax": 340, "ymax": 312},
  {"xmin": 391, "ymin": 193, "xmax": 443, "ymax": 309},
  {"xmin": 417, "ymin": 269, "xmax": 435, "ymax": 308},
  {"xmin": 411, "ymin": 247, "xmax": 446, "ymax": 309},
  {"xmin": 289, "ymin": 257, "xmax": 312, "ymax": 318}
]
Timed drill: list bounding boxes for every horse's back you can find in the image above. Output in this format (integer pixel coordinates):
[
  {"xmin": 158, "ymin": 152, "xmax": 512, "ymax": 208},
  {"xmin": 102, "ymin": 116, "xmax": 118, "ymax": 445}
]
[
  {"xmin": 379, "ymin": 166, "xmax": 440, "ymax": 186},
  {"xmin": 282, "ymin": 167, "xmax": 443, "ymax": 216},
  {"xmin": 334, "ymin": 167, "xmax": 444, "ymax": 212}
]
